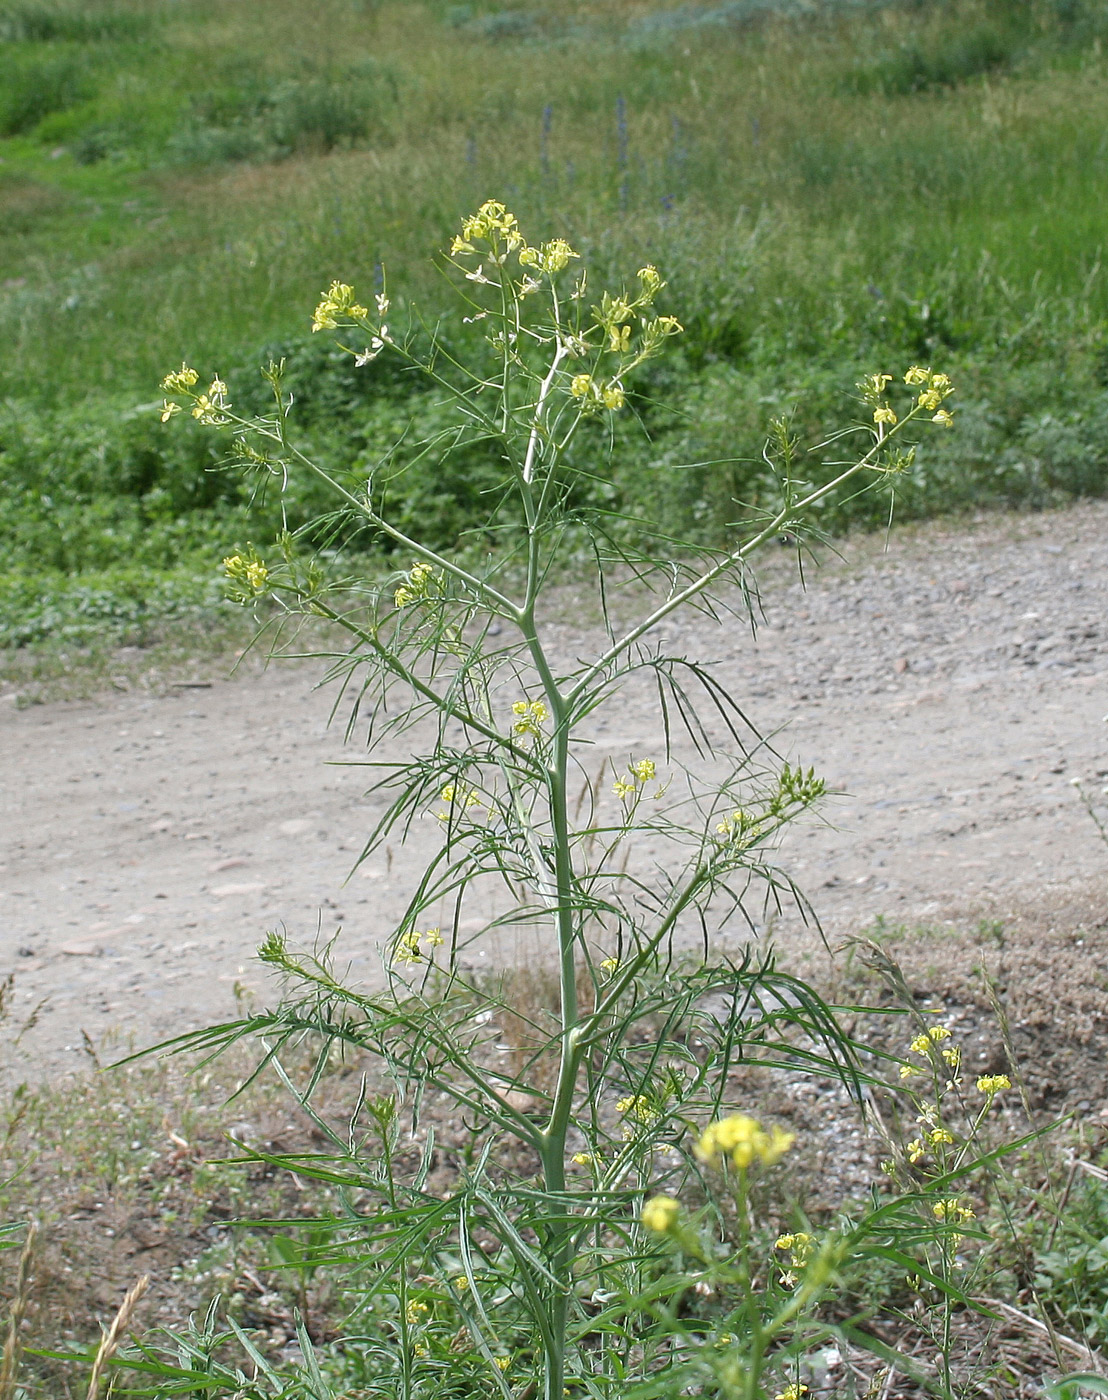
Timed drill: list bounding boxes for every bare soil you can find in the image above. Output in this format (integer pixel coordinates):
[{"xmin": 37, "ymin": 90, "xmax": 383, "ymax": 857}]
[{"xmin": 1, "ymin": 501, "xmax": 1106, "ymax": 1099}]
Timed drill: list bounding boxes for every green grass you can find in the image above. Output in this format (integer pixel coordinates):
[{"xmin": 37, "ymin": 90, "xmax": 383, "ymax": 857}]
[{"xmin": 5, "ymin": 0, "xmax": 1108, "ymax": 647}]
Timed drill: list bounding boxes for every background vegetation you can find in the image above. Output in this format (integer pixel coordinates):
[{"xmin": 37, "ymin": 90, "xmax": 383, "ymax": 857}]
[{"xmin": 4, "ymin": 0, "xmax": 1108, "ymax": 649}]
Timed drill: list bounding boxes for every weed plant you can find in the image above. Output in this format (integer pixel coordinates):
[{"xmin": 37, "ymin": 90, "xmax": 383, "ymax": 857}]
[{"xmin": 79, "ymin": 204, "xmax": 1058, "ymax": 1400}]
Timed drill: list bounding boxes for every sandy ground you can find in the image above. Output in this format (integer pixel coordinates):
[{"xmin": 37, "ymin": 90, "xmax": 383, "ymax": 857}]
[{"xmin": 2, "ymin": 502, "xmax": 1106, "ymax": 1084}]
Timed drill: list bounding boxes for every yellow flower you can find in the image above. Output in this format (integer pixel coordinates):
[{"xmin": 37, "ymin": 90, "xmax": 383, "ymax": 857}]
[
  {"xmin": 928, "ymin": 1127, "xmax": 954, "ymax": 1147},
  {"xmin": 931, "ymin": 409, "xmax": 955, "ymax": 427},
  {"xmin": 519, "ymin": 237, "xmax": 577, "ymax": 274},
  {"xmin": 571, "ymin": 1151, "xmax": 595, "ymax": 1166},
  {"xmin": 160, "ymin": 400, "xmax": 181, "ymax": 422},
  {"xmin": 899, "ymin": 1063, "xmax": 922, "ymax": 1080},
  {"xmin": 941, "ymin": 1045, "xmax": 961, "ymax": 1069},
  {"xmin": 612, "ymin": 778, "xmax": 636, "ymax": 800},
  {"xmin": 392, "ymin": 930, "xmax": 423, "ymax": 966},
  {"xmin": 223, "ymin": 553, "xmax": 268, "ymax": 595},
  {"xmin": 775, "ymin": 1385, "xmax": 808, "ymax": 1400},
  {"xmin": 910, "ymin": 1026, "xmax": 951, "ymax": 1055},
  {"xmin": 423, "ymin": 927, "xmax": 444, "ymax": 947},
  {"xmin": 774, "ymin": 1231, "xmax": 815, "ymax": 1286},
  {"xmin": 640, "ymin": 1195, "xmax": 681, "ymax": 1233},
  {"xmin": 695, "ymin": 1114, "xmax": 794, "ymax": 1170},
  {"xmin": 630, "ymin": 759, "xmax": 656, "ymax": 782},
  {"xmin": 161, "ymin": 363, "xmax": 199, "ymax": 393},
  {"xmin": 929, "ymin": 371, "xmax": 953, "ymax": 392},
  {"xmin": 932, "ymin": 1197, "xmax": 974, "ymax": 1223},
  {"xmin": 494, "ymin": 1357, "xmax": 511, "ymax": 1371},
  {"xmin": 617, "ymin": 1094, "xmax": 657, "ymax": 1124},
  {"xmin": 608, "ymin": 323, "xmax": 632, "ymax": 354},
  {"xmin": 977, "ymin": 1073, "xmax": 1011, "ymax": 1096},
  {"xmin": 873, "ymin": 405, "xmax": 898, "ymax": 426},
  {"xmin": 406, "ymin": 1299, "xmax": 430, "ymax": 1324},
  {"xmin": 601, "ymin": 382, "xmax": 625, "ymax": 411},
  {"xmin": 637, "ymin": 264, "xmax": 664, "ymax": 301},
  {"xmin": 512, "ymin": 699, "xmax": 549, "ymax": 738},
  {"xmin": 452, "ymin": 1275, "xmax": 470, "ymax": 1292},
  {"xmin": 917, "ymin": 389, "xmax": 943, "ymax": 411},
  {"xmin": 312, "ymin": 279, "xmax": 368, "ymax": 332},
  {"xmin": 906, "ymin": 1138, "xmax": 926, "ymax": 1163},
  {"xmin": 570, "ymin": 373, "xmax": 592, "ymax": 398},
  {"xmin": 904, "ymin": 365, "xmax": 930, "ymax": 386},
  {"xmin": 599, "ymin": 957, "xmax": 619, "ymax": 974}
]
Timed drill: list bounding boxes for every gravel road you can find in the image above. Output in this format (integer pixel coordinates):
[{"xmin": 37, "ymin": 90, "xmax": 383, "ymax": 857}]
[{"xmin": 2, "ymin": 502, "xmax": 1106, "ymax": 1083}]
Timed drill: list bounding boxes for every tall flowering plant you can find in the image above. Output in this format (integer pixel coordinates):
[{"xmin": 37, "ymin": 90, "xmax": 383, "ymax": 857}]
[{"xmin": 150, "ymin": 202, "xmax": 987, "ymax": 1400}]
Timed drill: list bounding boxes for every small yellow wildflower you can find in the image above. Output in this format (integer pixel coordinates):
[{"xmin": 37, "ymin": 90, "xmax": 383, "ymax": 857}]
[
  {"xmin": 695, "ymin": 1114, "xmax": 794, "ymax": 1170},
  {"xmin": 977, "ymin": 1073, "xmax": 1011, "ymax": 1096},
  {"xmin": 775, "ymin": 1385, "xmax": 808, "ymax": 1400},
  {"xmin": 312, "ymin": 280, "xmax": 368, "ymax": 332},
  {"xmin": 494, "ymin": 1357, "xmax": 511, "ymax": 1371},
  {"xmin": 910, "ymin": 1026, "xmax": 951, "ymax": 1055},
  {"xmin": 942, "ymin": 1045, "xmax": 961, "ymax": 1069},
  {"xmin": 873, "ymin": 405, "xmax": 898, "ymax": 426},
  {"xmin": 904, "ymin": 365, "xmax": 930, "ymax": 386},
  {"xmin": 640, "ymin": 1195, "xmax": 681, "ymax": 1233},
  {"xmin": 929, "ymin": 371, "xmax": 953, "ymax": 392},
  {"xmin": 612, "ymin": 777, "xmax": 636, "ymax": 800},
  {"xmin": 423, "ymin": 927, "xmax": 444, "ymax": 947},
  {"xmin": 599, "ymin": 956, "xmax": 620, "ymax": 975},
  {"xmin": 774, "ymin": 1231, "xmax": 815, "ymax": 1287},
  {"xmin": 932, "ymin": 409, "xmax": 955, "ymax": 427},
  {"xmin": 608, "ymin": 323, "xmax": 632, "ymax": 354},
  {"xmin": 617, "ymin": 1094, "xmax": 656, "ymax": 1125},
  {"xmin": 637, "ymin": 265, "xmax": 664, "ymax": 301},
  {"xmin": 715, "ymin": 808, "xmax": 763, "ymax": 848},
  {"xmin": 512, "ymin": 699, "xmax": 549, "ymax": 738},
  {"xmin": 223, "ymin": 553, "xmax": 269, "ymax": 595},
  {"xmin": 571, "ymin": 1152, "xmax": 595, "ymax": 1166},
  {"xmin": 452, "ymin": 1275, "xmax": 470, "ymax": 1292},
  {"xmin": 906, "ymin": 1138, "xmax": 926, "ymax": 1164},
  {"xmin": 916, "ymin": 388, "xmax": 943, "ymax": 411},
  {"xmin": 928, "ymin": 1127, "xmax": 954, "ymax": 1147},
  {"xmin": 159, "ymin": 399, "xmax": 181, "ymax": 422},
  {"xmin": 394, "ymin": 559, "xmax": 437, "ymax": 609},
  {"xmin": 161, "ymin": 363, "xmax": 199, "ymax": 393},
  {"xmin": 601, "ymin": 381, "xmax": 625, "ymax": 410},
  {"xmin": 899, "ymin": 1063, "xmax": 922, "ymax": 1080},
  {"xmin": 438, "ymin": 784, "xmax": 482, "ymax": 818},
  {"xmin": 518, "ymin": 237, "xmax": 578, "ymax": 274},
  {"xmin": 459, "ymin": 200, "xmax": 522, "ymax": 249},
  {"xmin": 630, "ymin": 759, "xmax": 656, "ymax": 782},
  {"xmin": 406, "ymin": 1299, "xmax": 430, "ymax": 1324},
  {"xmin": 570, "ymin": 373, "xmax": 593, "ymax": 398},
  {"xmin": 932, "ymin": 1197, "xmax": 974, "ymax": 1224},
  {"xmin": 393, "ymin": 930, "xmax": 423, "ymax": 967}
]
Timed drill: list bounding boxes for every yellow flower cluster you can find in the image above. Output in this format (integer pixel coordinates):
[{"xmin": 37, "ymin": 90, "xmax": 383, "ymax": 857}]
[
  {"xmin": 311, "ymin": 280, "xmax": 368, "ymax": 332},
  {"xmin": 774, "ymin": 1231, "xmax": 815, "ymax": 1288},
  {"xmin": 569, "ymin": 372, "xmax": 626, "ymax": 413},
  {"xmin": 617, "ymin": 1093, "xmax": 658, "ymax": 1125},
  {"xmin": 571, "ymin": 1151, "xmax": 597, "ymax": 1166},
  {"xmin": 512, "ymin": 698, "xmax": 549, "ymax": 738},
  {"xmin": 861, "ymin": 365, "xmax": 955, "ymax": 431},
  {"xmin": 406, "ymin": 1299, "xmax": 430, "ymax": 1325},
  {"xmin": 977, "ymin": 1073, "xmax": 1012, "ymax": 1096},
  {"xmin": 392, "ymin": 927, "xmax": 445, "ymax": 967},
  {"xmin": 394, "ymin": 559, "xmax": 438, "ymax": 609},
  {"xmin": 223, "ymin": 552, "xmax": 269, "ymax": 595},
  {"xmin": 932, "ymin": 1197, "xmax": 975, "ymax": 1224},
  {"xmin": 158, "ymin": 366, "xmax": 230, "ymax": 425},
  {"xmin": 694, "ymin": 1114, "xmax": 795, "ymax": 1170},
  {"xmin": 715, "ymin": 807, "xmax": 764, "ymax": 848},
  {"xmin": 599, "ymin": 956, "xmax": 620, "ymax": 975},
  {"xmin": 640, "ymin": 1194, "xmax": 681, "ymax": 1233},
  {"xmin": 774, "ymin": 1385, "xmax": 808, "ymax": 1400},
  {"xmin": 452, "ymin": 199, "xmax": 523, "ymax": 254},
  {"xmin": 518, "ymin": 237, "xmax": 578, "ymax": 275},
  {"xmin": 612, "ymin": 757, "xmax": 657, "ymax": 800}
]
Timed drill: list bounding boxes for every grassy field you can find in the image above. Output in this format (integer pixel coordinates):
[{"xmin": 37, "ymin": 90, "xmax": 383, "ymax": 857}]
[{"xmin": 4, "ymin": 0, "xmax": 1108, "ymax": 655}]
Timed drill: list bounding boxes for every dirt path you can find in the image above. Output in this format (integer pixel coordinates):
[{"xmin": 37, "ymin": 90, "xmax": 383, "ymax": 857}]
[{"xmin": 2, "ymin": 503, "xmax": 1107, "ymax": 1084}]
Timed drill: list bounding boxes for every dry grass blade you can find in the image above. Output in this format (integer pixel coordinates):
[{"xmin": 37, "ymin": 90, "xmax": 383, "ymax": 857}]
[
  {"xmin": 0, "ymin": 1223, "xmax": 38, "ymax": 1400},
  {"xmin": 974, "ymin": 1297, "xmax": 1107, "ymax": 1371},
  {"xmin": 86, "ymin": 1274, "xmax": 149, "ymax": 1400}
]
